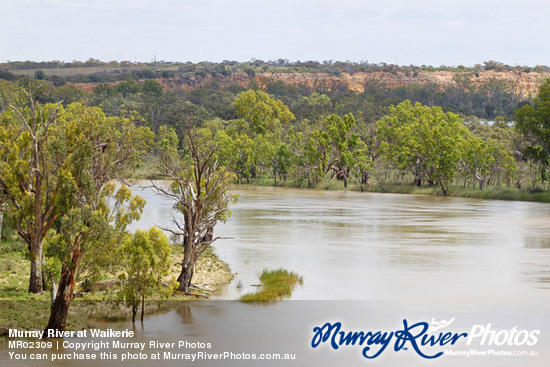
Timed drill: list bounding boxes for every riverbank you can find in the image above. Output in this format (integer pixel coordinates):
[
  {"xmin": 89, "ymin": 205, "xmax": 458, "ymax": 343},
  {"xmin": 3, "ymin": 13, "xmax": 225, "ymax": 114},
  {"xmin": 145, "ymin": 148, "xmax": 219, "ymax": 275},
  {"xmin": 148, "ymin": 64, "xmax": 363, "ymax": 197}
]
[
  {"xmin": 0, "ymin": 237, "xmax": 233, "ymax": 331},
  {"xmin": 246, "ymin": 177, "xmax": 550, "ymax": 203}
]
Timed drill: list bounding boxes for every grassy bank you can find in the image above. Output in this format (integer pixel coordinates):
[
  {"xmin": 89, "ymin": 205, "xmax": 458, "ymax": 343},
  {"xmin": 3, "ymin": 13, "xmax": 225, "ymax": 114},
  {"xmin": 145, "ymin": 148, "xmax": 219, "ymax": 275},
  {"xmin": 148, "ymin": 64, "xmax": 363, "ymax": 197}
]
[
  {"xmin": 366, "ymin": 183, "xmax": 550, "ymax": 203},
  {"xmin": 243, "ymin": 177, "xmax": 550, "ymax": 203},
  {"xmin": 240, "ymin": 269, "xmax": 303, "ymax": 302},
  {"xmin": 0, "ymin": 236, "xmax": 233, "ymax": 331}
]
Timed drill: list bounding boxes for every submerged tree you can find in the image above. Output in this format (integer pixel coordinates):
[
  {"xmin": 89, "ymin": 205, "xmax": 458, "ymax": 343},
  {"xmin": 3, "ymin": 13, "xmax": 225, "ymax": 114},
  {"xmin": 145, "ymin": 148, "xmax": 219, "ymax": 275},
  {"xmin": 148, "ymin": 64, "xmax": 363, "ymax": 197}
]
[
  {"xmin": 306, "ymin": 113, "xmax": 371, "ymax": 188},
  {"xmin": 118, "ymin": 227, "xmax": 172, "ymax": 322},
  {"xmin": 376, "ymin": 100, "xmax": 468, "ymax": 194},
  {"xmin": 152, "ymin": 126, "xmax": 236, "ymax": 293}
]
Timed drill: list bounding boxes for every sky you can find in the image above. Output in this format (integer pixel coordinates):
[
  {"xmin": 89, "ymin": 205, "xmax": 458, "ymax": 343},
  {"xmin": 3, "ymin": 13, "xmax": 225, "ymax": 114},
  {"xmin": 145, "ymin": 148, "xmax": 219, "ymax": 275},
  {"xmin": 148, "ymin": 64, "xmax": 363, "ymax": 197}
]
[{"xmin": 1, "ymin": 0, "xmax": 549, "ymax": 66}]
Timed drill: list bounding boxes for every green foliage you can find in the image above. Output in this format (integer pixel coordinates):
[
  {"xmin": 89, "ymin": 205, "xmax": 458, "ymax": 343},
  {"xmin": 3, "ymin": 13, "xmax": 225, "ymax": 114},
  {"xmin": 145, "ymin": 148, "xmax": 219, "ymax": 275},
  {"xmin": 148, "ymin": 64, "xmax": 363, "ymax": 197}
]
[
  {"xmin": 47, "ymin": 102, "xmax": 154, "ymax": 282},
  {"xmin": 305, "ymin": 113, "xmax": 372, "ymax": 187},
  {"xmin": 0, "ymin": 92, "xmax": 71, "ymax": 292},
  {"xmin": 233, "ymin": 90, "xmax": 295, "ymax": 134},
  {"xmin": 515, "ymin": 79, "xmax": 550, "ymax": 180},
  {"xmin": 240, "ymin": 269, "xmax": 302, "ymax": 302},
  {"xmin": 154, "ymin": 125, "xmax": 237, "ymax": 292},
  {"xmin": 75, "ymin": 184, "xmax": 146, "ymax": 282},
  {"xmin": 376, "ymin": 100, "xmax": 468, "ymax": 193},
  {"xmin": 118, "ymin": 227, "xmax": 173, "ymax": 319}
]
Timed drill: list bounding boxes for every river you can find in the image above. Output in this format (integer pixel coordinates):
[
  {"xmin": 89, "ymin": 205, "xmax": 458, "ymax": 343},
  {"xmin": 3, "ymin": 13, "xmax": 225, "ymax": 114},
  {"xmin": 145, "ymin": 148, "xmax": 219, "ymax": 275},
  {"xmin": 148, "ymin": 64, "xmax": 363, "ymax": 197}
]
[
  {"xmin": 3, "ymin": 185, "xmax": 550, "ymax": 366},
  {"xmin": 131, "ymin": 184, "xmax": 550, "ymax": 303}
]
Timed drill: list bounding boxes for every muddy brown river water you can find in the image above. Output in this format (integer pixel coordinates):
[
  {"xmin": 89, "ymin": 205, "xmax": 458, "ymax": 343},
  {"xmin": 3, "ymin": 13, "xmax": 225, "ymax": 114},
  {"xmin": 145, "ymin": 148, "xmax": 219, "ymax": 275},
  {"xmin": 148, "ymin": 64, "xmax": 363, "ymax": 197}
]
[{"xmin": 3, "ymin": 185, "xmax": 550, "ymax": 366}]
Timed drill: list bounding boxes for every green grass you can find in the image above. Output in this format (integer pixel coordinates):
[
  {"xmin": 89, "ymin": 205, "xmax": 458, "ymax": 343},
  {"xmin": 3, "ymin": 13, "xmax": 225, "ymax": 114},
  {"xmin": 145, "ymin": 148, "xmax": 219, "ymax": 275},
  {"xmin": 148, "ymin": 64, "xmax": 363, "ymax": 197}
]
[
  {"xmin": 0, "ymin": 234, "xmax": 233, "ymax": 330},
  {"xmin": 247, "ymin": 176, "xmax": 349, "ymax": 191},
  {"xmin": 8, "ymin": 65, "xmax": 180, "ymax": 78},
  {"xmin": 240, "ymin": 269, "xmax": 303, "ymax": 302},
  {"xmin": 0, "ymin": 300, "xmax": 184, "ymax": 330},
  {"xmin": 366, "ymin": 183, "xmax": 550, "ymax": 203},
  {"xmin": 243, "ymin": 177, "xmax": 550, "ymax": 203}
]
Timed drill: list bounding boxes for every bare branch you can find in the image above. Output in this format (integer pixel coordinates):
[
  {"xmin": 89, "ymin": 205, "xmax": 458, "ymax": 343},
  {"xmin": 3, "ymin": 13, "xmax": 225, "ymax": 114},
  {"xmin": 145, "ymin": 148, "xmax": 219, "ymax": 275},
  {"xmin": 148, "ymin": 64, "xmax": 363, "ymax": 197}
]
[
  {"xmin": 154, "ymin": 223, "xmax": 184, "ymax": 237},
  {"xmin": 9, "ymin": 105, "xmax": 34, "ymax": 140}
]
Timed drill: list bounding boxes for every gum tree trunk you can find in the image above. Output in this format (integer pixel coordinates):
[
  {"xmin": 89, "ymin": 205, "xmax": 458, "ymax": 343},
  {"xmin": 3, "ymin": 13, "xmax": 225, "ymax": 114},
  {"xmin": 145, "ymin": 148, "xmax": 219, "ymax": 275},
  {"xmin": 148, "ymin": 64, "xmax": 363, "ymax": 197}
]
[
  {"xmin": 140, "ymin": 294, "xmax": 145, "ymax": 322},
  {"xmin": 44, "ymin": 241, "xmax": 82, "ymax": 333},
  {"xmin": 0, "ymin": 211, "xmax": 3, "ymax": 246},
  {"xmin": 28, "ymin": 237, "xmax": 44, "ymax": 293},
  {"xmin": 177, "ymin": 235, "xmax": 194, "ymax": 293}
]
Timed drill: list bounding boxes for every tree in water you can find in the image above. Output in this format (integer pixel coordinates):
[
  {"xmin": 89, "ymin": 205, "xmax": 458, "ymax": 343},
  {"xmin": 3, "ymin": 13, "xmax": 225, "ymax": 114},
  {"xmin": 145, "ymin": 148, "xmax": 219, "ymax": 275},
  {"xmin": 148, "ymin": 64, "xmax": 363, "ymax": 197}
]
[
  {"xmin": 306, "ymin": 113, "xmax": 371, "ymax": 188},
  {"xmin": 118, "ymin": 227, "xmax": 172, "ymax": 322},
  {"xmin": 151, "ymin": 126, "xmax": 236, "ymax": 293},
  {"xmin": 376, "ymin": 100, "xmax": 468, "ymax": 195}
]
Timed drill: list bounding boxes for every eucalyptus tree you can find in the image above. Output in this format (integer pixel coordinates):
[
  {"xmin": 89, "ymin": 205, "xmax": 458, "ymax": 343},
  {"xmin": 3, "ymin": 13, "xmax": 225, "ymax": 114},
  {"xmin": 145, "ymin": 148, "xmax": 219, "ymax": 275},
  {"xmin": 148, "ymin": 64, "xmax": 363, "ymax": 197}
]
[
  {"xmin": 458, "ymin": 136, "xmax": 496, "ymax": 189},
  {"xmin": 118, "ymin": 227, "xmax": 172, "ymax": 322},
  {"xmin": 514, "ymin": 79, "xmax": 550, "ymax": 183},
  {"xmin": 376, "ymin": 100, "xmax": 468, "ymax": 195},
  {"xmin": 233, "ymin": 89, "xmax": 295, "ymax": 135},
  {"xmin": 0, "ymin": 89, "xmax": 64, "ymax": 293},
  {"xmin": 152, "ymin": 126, "xmax": 237, "ymax": 293},
  {"xmin": 306, "ymin": 113, "xmax": 370, "ymax": 188},
  {"xmin": 43, "ymin": 103, "xmax": 154, "ymax": 333},
  {"xmin": 233, "ymin": 90, "xmax": 295, "ymax": 180}
]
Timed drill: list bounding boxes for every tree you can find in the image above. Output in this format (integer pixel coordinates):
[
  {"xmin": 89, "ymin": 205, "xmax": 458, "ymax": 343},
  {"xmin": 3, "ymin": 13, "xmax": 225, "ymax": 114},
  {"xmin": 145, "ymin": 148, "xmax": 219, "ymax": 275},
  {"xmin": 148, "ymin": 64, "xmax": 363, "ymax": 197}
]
[
  {"xmin": 162, "ymin": 101, "xmax": 211, "ymax": 141},
  {"xmin": 45, "ymin": 185, "xmax": 145, "ymax": 333},
  {"xmin": 376, "ymin": 101, "xmax": 467, "ymax": 194},
  {"xmin": 273, "ymin": 142, "xmax": 292, "ymax": 184},
  {"xmin": 355, "ymin": 120, "xmax": 381, "ymax": 187},
  {"xmin": 152, "ymin": 126, "xmax": 237, "ymax": 293},
  {"xmin": 0, "ymin": 88, "xmax": 64, "ymax": 293},
  {"xmin": 307, "ymin": 113, "xmax": 369, "ymax": 188},
  {"xmin": 44, "ymin": 103, "xmax": 154, "ymax": 333},
  {"xmin": 0, "ymin": 196, "xmax": 6, "ymax": 246},
  {"xmin": 118, "ymin": 227, "xmax": 172, "ymax": 322},
  {"xmin": 514, "ymin": 79, "xmax": 550, "ymax": 183},
  {"xmin": 197, "ymin": 121, "xmax": 255, "ymax": 184},
  {"xmin": 291, "ymin": 93, "xmax": 333, "ymax": 121},
  {"xmin": 459, "ymin": 136, "xmax": 495, "ymax": 189},
  {"xmin": 215, "ymin": 128, "xmax": 254, "ymax": 183},
  {"xmin": 233, "ymin": 90, "xmax": 295, "ymax": 135}
]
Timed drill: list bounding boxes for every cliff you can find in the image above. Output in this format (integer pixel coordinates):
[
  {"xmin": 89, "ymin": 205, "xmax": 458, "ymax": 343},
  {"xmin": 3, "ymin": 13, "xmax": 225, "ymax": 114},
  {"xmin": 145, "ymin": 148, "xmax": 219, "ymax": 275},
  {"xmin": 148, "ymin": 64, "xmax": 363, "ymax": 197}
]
[{"xmin": 74, "ymin": 70, "xmax": 550, "ymax": 98}]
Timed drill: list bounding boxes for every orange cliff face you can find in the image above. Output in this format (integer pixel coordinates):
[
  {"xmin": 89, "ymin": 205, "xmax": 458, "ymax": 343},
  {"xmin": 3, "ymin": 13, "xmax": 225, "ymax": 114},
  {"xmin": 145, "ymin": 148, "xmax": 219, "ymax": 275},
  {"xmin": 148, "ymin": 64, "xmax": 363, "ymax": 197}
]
[{"xmin": 73, "ymin": 70, "xmax": 550, "ymax": 98}]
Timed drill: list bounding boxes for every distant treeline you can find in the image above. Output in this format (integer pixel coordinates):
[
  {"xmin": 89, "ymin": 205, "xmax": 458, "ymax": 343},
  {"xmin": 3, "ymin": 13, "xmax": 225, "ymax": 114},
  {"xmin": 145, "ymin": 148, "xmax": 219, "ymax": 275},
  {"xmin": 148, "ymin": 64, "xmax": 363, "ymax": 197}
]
[
  {"xmin": 2, "ymin": 58, "xmax": 550, "ymax": 73},
  {"xmin": 1, "ymin": 72, "xmax": 550, "ymax": 198},
  {"xmin": 1, "ymin": 59, "xmax": 550, "ymax": 87},
  {"xmin": 0, "ymin": 66, "xmax": 535, "ymax": 120}
]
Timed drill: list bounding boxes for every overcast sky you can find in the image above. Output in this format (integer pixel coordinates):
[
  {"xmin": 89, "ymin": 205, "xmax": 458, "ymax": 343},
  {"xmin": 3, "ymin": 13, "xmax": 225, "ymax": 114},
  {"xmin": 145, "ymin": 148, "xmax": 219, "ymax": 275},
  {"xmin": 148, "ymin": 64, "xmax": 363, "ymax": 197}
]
[{"xmin": 1, "ymin": 0, "xmax": 548, "ymax": 66}]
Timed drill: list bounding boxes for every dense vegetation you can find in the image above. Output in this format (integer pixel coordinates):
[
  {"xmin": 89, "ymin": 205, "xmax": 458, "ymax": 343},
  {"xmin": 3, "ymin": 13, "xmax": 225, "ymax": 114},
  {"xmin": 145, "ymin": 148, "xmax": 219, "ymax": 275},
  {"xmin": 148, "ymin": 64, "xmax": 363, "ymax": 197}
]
[
  {"xmin": 0, "ymin": 59, "xmax": 547, "ymax": 119},
  {"xmin": 1, "ymin": 59, "xmax": 550, "ymax": 330},
  {"xmin": 1, "ymin": 63, "xmax": 549, "ymax": 195},
  {"xmin": 2, "ymin": 58, "xmax": 550, "ymax": 81},
  {"xmin": 0, "ymin": 81, "xmax": 235, "ymax": 331}
]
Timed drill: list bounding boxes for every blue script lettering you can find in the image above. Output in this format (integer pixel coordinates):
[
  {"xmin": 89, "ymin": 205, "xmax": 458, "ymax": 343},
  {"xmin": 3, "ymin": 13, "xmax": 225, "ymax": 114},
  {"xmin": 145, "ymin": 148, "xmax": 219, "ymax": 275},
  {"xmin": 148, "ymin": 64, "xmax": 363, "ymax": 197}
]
[
  {"xmin": 394, "ymin": 320, "xmax": 440, "ymax": 358},
  {"xmin": 311, "ymin": 319, "xmax": 468, "ymax": 359}
]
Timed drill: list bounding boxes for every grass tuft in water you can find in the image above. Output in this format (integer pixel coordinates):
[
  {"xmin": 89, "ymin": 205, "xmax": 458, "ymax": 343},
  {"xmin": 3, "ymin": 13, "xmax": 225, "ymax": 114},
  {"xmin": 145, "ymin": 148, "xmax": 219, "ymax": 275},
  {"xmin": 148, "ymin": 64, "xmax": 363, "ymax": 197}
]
[{"xmin": 240, "ymin": 269, "xmax": 303, "ymax": 302}]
